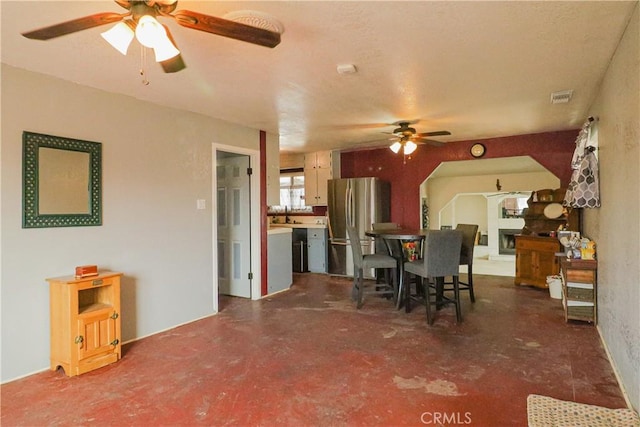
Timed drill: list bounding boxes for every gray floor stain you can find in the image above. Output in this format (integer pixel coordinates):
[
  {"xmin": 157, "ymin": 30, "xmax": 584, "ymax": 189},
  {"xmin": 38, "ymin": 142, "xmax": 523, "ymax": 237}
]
[
  {"xmin": 382, "ymin": 328, "xmax": 397, "ymax": 338},
  {"xmin": 393, "ymin": 376, "xmax": 465, "ymax": 396},
  {"xmin": 461, "ymin": 365, "xmax": 485, "ymax": 381}
]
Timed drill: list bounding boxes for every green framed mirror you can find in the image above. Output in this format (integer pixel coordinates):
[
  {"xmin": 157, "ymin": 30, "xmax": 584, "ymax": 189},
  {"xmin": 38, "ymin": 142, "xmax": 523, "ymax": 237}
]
[{"xmin": 22, "ymin": 131, "xmax": 102, "ymax": 228}]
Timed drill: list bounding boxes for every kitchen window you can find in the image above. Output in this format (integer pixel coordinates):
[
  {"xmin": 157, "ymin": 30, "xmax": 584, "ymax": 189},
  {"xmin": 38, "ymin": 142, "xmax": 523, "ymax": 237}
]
[{"xmin": 271, "ymin": 170, "xmax": 312, "ymax": 213}]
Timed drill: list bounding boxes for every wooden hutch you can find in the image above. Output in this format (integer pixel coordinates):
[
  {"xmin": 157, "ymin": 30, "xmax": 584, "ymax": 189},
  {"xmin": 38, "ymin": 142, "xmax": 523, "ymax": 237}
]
[{"xmin": 515, "ymin": 188, "xmax": 580, "ymax": 288}]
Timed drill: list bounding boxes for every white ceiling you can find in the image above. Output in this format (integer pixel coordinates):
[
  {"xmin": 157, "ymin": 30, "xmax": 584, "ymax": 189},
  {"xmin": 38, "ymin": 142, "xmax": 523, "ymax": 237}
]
[{"xmin": 1, "ymin": 1, "xmax": 636, "ymax": 154}]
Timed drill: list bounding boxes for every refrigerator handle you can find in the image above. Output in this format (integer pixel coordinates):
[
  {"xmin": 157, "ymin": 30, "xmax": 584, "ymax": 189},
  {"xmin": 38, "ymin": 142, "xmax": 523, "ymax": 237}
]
[
  {"xmin": 348, "ymin": 186, "xmax": 354, "ymax": 227},
  {"xmin": 345, "ymin": 181, "xmax": 352, "ymax": 227},
  {"xmin": 327, "ymin": 185, "xmax": 334, "ymax": 240},
  {"xmin": 364, "ymin": 178, "xmax": 370, "ymax": 232},
  {"xmin": 327, "ymin": 215, "xmax": 334, "ymax": 240}
]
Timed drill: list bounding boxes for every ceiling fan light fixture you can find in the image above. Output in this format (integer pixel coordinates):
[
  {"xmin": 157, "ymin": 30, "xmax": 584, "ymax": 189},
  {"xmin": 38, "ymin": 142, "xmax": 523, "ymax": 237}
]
[
  {"xmin": 390, "ymin": 141, "xmax": 402, "ymax": 154},
  {"xmin": 135, "ymin": 15, "xmax": 166, "ymax": 48},
  {"xmin": 153, "ymin": 37, "xmax": 180, "ymax": 62},
  {"xmin": 101, "ymin": 22, "xmax": 134, "ymax": 55},
  {"xmin": 404, "ymin": 141, "xmax": 417, "ymax": 155}
]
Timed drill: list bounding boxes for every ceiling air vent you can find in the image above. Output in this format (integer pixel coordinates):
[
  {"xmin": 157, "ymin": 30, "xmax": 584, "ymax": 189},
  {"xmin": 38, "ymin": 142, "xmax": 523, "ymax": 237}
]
[
  {"xmin": 223, "ymin": 10, "xmax": 284, "ymax": 34},
  {"xmin": 337, "ymin": 64, "xmax": 357, "ymax": 75},
  {"xmin": 551, "ymin": 90, "xmax": 573, "ymax": 104}
]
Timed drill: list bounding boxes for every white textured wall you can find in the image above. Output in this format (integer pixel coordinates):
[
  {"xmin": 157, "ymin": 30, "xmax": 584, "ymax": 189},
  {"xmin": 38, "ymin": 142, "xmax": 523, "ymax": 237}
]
[
  {"xmin": 0, "ymin": 65, "xmax": 264, "ymax": 382},
  {"xmin": 584, "ymin": 4, "xmax": 639, "ymax": 410}
]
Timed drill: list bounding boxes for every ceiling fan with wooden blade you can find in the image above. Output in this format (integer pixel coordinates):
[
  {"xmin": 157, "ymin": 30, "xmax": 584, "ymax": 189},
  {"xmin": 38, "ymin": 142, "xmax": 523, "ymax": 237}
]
[
  {"xmin": 361, "ymin": 121, "xmax": 450, "ymax": 157},
  {"xmin": 21, "ymin": 0, "xmax": 282, "ymax": 73},
  {"xmin": 21, "ymin": 13, "xmax": 126, "ymax": 40},
  {"xmin": 386, "ymin": 122, "xmax": 451, "ymax": 147},
  {"xmin": 172, "ymin": 10, "xmax": 280, "ymax": 48}
]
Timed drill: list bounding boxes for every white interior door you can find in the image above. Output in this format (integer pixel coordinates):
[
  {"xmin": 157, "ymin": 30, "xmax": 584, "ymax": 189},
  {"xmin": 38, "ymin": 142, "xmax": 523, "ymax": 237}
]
[{"xmin": 217, "ymin": 153, "xmax": 251, "ymax": 298}]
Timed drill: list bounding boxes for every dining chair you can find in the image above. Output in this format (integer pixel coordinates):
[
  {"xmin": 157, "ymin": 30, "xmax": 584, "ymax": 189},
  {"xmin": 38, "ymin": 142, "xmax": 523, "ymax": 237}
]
[
  {"xmin": 404, "ymin": 229, "xmax": 463, "ymax": 325},
  {"xmin": 371, "ymin": 222, "xmax": 403, "ymax": 291},
  {"xmin": 371, "ymin": 222, "xmax": 401, "ymax": 230},
  {"xmin": 371, "ymin": 222, "xmax": 402, "ymax": 255},
  {"xmin": 347, "ymin": 225, "xmax": 398, "ymax": 309},
  {"xmin": 447, "ymin": 224, "xmax": 479, "ymax": 302}
]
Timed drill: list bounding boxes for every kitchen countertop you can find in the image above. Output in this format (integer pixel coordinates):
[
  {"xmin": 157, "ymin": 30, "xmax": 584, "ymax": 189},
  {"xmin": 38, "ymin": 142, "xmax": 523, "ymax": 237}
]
[
  {"xmin": 270, "ymin": 223, "xmax": 327, "ymax": 229},
  {"xmin": 267, "ymin": 227, "xmax": 293, "ymax": 235}
]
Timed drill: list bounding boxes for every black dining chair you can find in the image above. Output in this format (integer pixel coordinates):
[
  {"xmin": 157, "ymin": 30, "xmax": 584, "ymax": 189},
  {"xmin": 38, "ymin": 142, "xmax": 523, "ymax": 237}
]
[
  {"xmin": 404, "ymin": 229, "xmax": 463, "ymax": 325},
  {"xmin": 371, "ymin": 222, "xmax": 404, "ymax": 259},
  {"xmin": 371, "ymin": 222, "xmax": 402, "ymax": 285},
  {"xmin": 371, "ymin": 222, "xmax": 401, "ymax": 254},
  {"xmin": 445, "ymin": 224, "xmax": 479, "ymax": 302},
  {"xmin": 347, "ymin": 225, "xmax": 398, "ymax": 309}
]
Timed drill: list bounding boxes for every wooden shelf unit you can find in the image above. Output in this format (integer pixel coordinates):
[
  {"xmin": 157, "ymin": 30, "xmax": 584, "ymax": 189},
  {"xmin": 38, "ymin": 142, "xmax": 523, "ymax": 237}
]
[
  {"xmin": 522, "ymin": 188, "xmax": 580, "ymax": 236},
  {"xmin": 561, "ymin": 259, "xmax": 597, "ymax": 324},
  {"xmin": 46, "ymin": 271, "xmax": 122, "ymax": 376}
]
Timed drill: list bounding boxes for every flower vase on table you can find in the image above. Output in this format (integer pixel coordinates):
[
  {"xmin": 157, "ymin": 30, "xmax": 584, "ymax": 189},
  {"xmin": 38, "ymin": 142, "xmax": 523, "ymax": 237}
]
[{"xmin": 404, "ymin": 241, "xmax": 418, "ymax": 261}]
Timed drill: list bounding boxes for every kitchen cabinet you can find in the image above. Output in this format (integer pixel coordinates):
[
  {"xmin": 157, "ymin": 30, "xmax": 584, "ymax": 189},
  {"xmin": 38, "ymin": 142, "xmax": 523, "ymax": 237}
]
[
  {"xmin": 515, "ymin": 235, "xmax": 561, "ymax": 288},
  {"xmin": 267, "ymin": 228, "xmax": 293, "ymax": 293},
  {"xmin": 304, "ymin": 150, "xmax": 340, "ymax": 206},
  {"xmin": 265, "ymin": 132, "xmax": 281, "ymax": 206},
  {"xmin": 46, "ymin": 271, "xmax": 122, "ymax": 376},
  {"xmin": 561, "ymin": 259, "xmax": 597, "ymax": 324},
  {"xmin": 271, "ymin": 224, "xmax": 328, "ymax": 273},
  {"xmin": 307, "ymin": 228, "xmax": 328, "ymax": 273}
]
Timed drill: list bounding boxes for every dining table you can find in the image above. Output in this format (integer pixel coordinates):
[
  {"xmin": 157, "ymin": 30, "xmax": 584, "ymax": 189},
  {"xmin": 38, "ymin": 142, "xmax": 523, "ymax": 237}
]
[{"xmin": 365, "ymin": 228, "xmax": 429, "ymax": 310}]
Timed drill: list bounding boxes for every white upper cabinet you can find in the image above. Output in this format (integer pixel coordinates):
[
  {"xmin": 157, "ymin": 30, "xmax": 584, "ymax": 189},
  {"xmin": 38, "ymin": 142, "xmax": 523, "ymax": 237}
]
[
  {"xmin": 265, "ymin": 133, "xmax": 280, "ymax": 206},
  {"xmin": 304, "ymin": 150, "xmax": 340, "ymax": 206}
]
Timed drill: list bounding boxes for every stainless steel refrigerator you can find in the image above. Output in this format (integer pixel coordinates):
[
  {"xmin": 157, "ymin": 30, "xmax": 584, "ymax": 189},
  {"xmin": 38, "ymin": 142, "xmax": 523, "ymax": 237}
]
[{"xmin": 327, "ymin": 177, "xmax": 390, "ymax": 278}]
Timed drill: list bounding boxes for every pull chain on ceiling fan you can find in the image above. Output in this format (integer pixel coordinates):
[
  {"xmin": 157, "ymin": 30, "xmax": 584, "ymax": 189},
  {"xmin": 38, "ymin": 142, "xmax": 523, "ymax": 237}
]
[{"xmin": 21, "ymin": 0, "xmax": 282, "ymax": 74}]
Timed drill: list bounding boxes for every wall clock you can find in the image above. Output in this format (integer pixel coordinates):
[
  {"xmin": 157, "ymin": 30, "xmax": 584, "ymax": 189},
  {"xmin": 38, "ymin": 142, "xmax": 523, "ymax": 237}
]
[{"xmin": 470, "ymin": 143, "xmax": 486, "ymax": 158}]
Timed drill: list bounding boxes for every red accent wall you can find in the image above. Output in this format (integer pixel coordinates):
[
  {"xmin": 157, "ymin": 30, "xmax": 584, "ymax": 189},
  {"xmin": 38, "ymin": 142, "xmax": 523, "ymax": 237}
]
[{"xmin": 340, "ymin": 130, "xmax": 579, "ymax": 229}]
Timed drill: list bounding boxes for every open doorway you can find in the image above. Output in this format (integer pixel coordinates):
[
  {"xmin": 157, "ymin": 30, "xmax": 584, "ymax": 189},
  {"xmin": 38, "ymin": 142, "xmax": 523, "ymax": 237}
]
[
  {"xmin": 421, "ymin": 156, "xmax": 560, "ymax": 277},
  {"xmin": 212, "ymin": 144, "xmax": 262, "ymax": 313}
]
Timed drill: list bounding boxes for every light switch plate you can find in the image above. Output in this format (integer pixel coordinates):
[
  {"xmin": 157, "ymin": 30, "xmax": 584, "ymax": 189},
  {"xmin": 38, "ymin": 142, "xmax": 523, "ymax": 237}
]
[{"xmin": 196, "ymin": 199, "xmax": 206, "ymax": 210}]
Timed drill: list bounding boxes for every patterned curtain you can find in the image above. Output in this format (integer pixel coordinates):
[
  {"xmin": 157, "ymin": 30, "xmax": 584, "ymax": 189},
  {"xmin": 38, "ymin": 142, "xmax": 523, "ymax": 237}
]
[{"xmin": 564, "ymin": 118, "xmax": 601, "ymax": 208}]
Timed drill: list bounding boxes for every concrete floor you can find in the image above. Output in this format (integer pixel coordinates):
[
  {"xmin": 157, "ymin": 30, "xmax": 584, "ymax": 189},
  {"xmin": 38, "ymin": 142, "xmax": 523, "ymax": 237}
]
[
  {"xmin": 1, "ymin": 273, "xmax": 628, "ymax": 426},
  {"xmin": 465, "ymin": 255, "xmax": 516, "ymax": 277}
]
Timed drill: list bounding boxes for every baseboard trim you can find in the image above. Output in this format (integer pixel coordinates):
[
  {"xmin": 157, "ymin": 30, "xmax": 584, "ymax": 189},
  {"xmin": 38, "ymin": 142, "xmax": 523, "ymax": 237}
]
[
  {"xmin": 596, "ymin": 325, "xmax": 634, "ymax": 410},
  {"xmin": 121, "ymin": 311, "xmax": 218, "ymax": 346}
]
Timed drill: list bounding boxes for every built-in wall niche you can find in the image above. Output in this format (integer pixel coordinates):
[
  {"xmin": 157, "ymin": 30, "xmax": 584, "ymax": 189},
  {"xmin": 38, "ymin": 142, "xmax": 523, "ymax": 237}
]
[{"xmin": 499, "ymin": 195, "xmax": 529, "ymax": 218}]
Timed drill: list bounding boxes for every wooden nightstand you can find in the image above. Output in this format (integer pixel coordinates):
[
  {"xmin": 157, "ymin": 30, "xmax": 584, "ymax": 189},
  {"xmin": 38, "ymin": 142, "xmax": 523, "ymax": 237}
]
[{"xmin": 46, "ymin": 271, "xmax": 123, "ymax": 376}]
